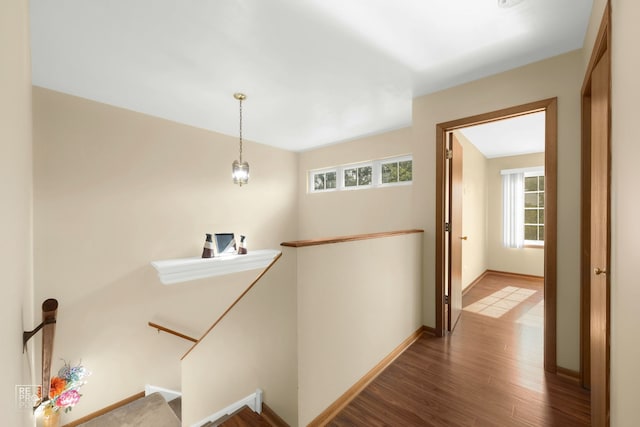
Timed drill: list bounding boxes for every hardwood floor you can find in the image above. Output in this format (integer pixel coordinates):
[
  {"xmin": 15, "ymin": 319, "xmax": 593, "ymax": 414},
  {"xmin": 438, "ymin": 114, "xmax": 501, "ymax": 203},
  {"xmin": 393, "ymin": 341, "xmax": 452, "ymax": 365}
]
[{"xmin": 330, "ymin": 273, "xmax": 590, "ymax": 426}]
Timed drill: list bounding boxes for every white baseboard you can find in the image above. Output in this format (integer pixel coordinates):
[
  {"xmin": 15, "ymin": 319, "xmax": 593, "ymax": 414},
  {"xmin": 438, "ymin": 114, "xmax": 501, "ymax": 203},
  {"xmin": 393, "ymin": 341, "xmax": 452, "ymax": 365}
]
[
  {"xmin": 145, "ymin": 384, "xmax": 182, "ymax": 402},
  {"xmin": 191, "ymin": 388, "xmax": 263, "ymax": 427}
]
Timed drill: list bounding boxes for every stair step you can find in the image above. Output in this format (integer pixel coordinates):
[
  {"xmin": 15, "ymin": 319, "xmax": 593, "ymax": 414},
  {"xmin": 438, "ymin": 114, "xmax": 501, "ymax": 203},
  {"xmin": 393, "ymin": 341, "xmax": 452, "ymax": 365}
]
[
  {"xmin": 168, "ymin": 396, "xmax": 181, "ymax": 421},
  {"xmin": 77, "ymin": 392, "xmax": 180, "ymax": 427}
]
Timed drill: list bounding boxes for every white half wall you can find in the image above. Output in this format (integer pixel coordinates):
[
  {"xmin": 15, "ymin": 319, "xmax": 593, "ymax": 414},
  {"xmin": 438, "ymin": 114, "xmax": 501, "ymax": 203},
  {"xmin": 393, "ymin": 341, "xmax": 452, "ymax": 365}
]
[
  {"xmin": 181, "ymin": 255, "xmax": 298, "ymax": 427},
  {"xmin": 295, "ymin": 232, "xmax": 423, "ymax": 425}
]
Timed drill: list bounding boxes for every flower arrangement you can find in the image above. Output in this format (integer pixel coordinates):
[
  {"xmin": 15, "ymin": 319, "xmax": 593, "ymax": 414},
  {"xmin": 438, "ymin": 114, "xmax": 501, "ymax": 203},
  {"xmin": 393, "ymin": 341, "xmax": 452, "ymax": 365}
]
[{"xmin": 42, "ymin": 361, "xmax": 90, "ymax": 413}]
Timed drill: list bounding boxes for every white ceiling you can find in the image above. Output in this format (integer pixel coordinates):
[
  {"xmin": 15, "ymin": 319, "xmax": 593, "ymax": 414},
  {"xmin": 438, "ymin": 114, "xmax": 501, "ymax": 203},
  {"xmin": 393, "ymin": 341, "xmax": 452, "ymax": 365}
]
[
  {"xmin": 458, "ymin": 111, "xmax": 545, "ymax": 158},
  {"xmin": 29, "ymin": 0, "xmax": 592, "ymax": 152}
]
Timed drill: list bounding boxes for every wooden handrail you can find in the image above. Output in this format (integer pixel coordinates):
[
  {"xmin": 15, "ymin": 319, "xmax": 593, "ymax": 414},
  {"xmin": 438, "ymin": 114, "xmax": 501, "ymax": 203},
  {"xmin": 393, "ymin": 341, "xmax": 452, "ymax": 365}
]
[
  {"xmin": 148, "ymin": 322, "xmax": 198, "ymax": 343},
  {"xmin": 181, "ymin": 252, "xmax": 283, "ymax": 360},
  {"xmin": 41, "ymin": 299, "xmax": 58, "ymax": 404},
  {"xmin": 281, "ymin": 229, "xmax": 424, "ymax": 248}
]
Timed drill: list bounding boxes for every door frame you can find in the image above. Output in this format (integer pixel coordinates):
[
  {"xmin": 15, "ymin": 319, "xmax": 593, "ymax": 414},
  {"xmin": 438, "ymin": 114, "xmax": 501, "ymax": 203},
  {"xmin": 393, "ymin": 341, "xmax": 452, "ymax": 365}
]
[
  {"xmin": 447, "ymin": 132, "xmax": 464, "ymax": 332},
  {"xmin": 580, "ymin": 1, "xmax": 611, "ymax": 390},
  {"xmin": 435, "ymin": 98, "xmax": 558, "ymax": 373}
]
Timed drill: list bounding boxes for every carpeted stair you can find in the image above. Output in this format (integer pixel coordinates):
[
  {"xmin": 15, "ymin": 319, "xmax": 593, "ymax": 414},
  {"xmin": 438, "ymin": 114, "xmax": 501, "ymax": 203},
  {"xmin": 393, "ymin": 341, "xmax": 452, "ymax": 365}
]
[
  {"xmin": 73, "ymin": 392, "xmax": 284, "ymax": 427},
  {"xmin": 168, "ymin": 396, "xmax": 181, "ymax": 421},
  {"xmin": 77, "ymin": 392, "xmax": 180, "ymax": 427}
]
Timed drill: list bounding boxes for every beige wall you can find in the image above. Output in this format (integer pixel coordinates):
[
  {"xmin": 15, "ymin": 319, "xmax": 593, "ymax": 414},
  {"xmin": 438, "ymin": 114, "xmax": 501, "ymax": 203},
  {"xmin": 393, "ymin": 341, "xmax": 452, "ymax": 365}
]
[
  {"xmin": 295, "ymin": 233, "xmax": 423, "ymax": 426},
  {"xmin": 413, "ymin": 50, "xmax": 583, "ymax": 371},
  {"xmin": 32, "ymin": 88, "xmax": 298, "ymax": 423},
  {"xmin": 1, "ymin": 1, "xmax": 34, "ymax": 426},
  {"xmin": 298, "ymin": 127, "xmax": 413, "ymax": 239},
  {"xmin": 181, "ymin": 254, "xmax": 298, "ymax": 426},
  {"xmin": 455, "ymin": 131, "xmax": 489, "ymax": 289},
  {"xmin": 609, "ymin": 1, "xmax": 640, "ymax": 425},
  {"xmin": 297, "ymin": 51, "xmax": 583, "ymax": 371},
  {"xmin": 487, "ymin": 153, "xmax": 545, "ymax": 277}
]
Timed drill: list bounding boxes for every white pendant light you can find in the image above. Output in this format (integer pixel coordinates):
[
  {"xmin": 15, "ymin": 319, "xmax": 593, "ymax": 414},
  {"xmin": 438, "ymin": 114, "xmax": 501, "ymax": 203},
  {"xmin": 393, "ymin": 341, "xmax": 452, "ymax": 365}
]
[
  {"xmin": 497, "ymin": 0, "xmax": 525, "ymax": 8},
  {"xmin": 232, "ymin": 92, "xmax": 249, "ymax": 186}
]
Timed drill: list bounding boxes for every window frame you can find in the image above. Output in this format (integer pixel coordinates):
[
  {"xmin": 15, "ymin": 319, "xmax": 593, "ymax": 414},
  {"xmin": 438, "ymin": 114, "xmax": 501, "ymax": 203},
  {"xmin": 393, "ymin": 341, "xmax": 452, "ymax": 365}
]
[
  {"xmin": 523, "ymin": 170, "xmax": 545, "ymax": 247},
  {"xmin": 342, "ymin": 161, "xmax": 374, "ymax": 190},
  {"xmin": 308, "ymin": 155, "xmax": 413, "ymax": 194},
  {"xmin": 378, "ymin": 154, "xmax": 413, "ymax": 187},
  {"xmin": 309, "ymin": 168, "xmax": 339, "ymax": 193}
]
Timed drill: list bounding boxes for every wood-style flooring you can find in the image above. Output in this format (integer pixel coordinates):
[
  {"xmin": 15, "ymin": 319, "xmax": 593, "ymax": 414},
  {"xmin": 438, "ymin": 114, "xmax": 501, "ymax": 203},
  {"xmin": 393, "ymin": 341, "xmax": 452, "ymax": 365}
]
[{"xmin": 330, "ymin": 273, "xmax": 590, "ymax": 426}]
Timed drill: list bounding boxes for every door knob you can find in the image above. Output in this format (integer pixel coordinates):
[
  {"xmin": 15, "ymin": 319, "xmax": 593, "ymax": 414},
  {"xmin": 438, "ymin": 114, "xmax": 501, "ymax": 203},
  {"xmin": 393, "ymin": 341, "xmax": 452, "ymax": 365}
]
[
  {"xmin": 594, "ymin": 267, "xmax": 607, "ymax": 275},
  {"xmin": 459, "ymin": 236, "xmax": 468, "ymax": 240}
]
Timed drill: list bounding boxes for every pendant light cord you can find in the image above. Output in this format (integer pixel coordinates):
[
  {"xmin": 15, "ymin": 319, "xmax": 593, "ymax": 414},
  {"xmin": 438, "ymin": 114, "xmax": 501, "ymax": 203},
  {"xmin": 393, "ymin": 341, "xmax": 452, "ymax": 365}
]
[{"xmin": 239, "ymin": 97, "xmax": 243, "ymax": 163}]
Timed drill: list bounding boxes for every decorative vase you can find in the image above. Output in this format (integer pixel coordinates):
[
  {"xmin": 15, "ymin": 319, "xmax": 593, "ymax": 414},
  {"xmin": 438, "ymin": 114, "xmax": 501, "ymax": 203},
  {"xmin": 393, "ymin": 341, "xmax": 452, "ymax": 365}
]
[
  {"xmin": 202, "ymin": 233, "xmax": 214, "ymax": 258},
  {"xmin": 42, "ymin": 407, "xmax": 60, "ymax": 427},
  {"xmin": 237, "ymin": 235, "xmax": 247, "ymax": 255}
]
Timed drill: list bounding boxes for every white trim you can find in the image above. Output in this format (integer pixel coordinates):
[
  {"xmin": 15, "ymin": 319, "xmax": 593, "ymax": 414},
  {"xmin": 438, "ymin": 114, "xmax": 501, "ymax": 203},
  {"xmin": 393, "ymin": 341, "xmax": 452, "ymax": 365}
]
[
  {"xmin": 191, "ymin": 389, "xmax": 263, "ymax": 427},
  {"xmin": 523, "ymin": 171, "xmax": 545, "ymax": 243},
  {"xmin": 309, "ymin": 168, "xmax": 338, "ymax": 193},
  {"xmin": 151, "ymin": 249, "xmax": 281, "ymax": 285},
  {"xmin": 343, "ymin": 161, "xmax": 374, "ymax": 190},
  {"xmin": 377, "ymin": 180, "xmax": 413, "ymax": 188},
  {"xmin": 524, "ymin": 169, "xmax": 544, "ymax": 177},
  {"xmin": 378, "ymin": 155, "xmax": 413, "ymax": 186},
  {"xmin": 145, "ymin": 384, "xmax": 181, "ymax": 402},
  {"xmin": 500, "ymin": 166, "xmax": 544, "ymax": 175}
]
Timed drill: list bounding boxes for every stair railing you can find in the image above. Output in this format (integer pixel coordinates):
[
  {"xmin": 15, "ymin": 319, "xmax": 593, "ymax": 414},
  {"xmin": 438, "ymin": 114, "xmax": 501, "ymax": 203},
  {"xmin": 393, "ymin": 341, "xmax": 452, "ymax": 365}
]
[
  {"xmin": 147, "ymin": 322, "xmax": 198, "ymax": 343},
  {"xmin": 23, "ymin": 298, "xmax": 59, "ymax": 406},
  {"xmin": 181, "ymin": 252, "xmax": 282, "ymax": 360}
]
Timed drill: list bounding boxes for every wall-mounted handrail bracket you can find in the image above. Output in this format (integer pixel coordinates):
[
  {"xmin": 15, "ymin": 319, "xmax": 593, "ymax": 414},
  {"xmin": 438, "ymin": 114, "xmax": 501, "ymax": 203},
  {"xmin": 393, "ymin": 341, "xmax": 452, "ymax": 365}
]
[
  {"xmin": 23, "ymin": 298, "xmax": 58, "ymax": 352},
  {"xmin": 23, "ymin": 317, "xmax": 56, "ymax": 352}
]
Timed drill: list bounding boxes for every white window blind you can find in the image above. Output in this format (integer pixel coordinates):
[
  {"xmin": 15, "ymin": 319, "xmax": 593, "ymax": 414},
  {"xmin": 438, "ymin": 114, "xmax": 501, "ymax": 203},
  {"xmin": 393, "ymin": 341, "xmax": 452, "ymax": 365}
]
[
  {"xmin": 502, "ymin": 171, "xmax": 524, "ymax": 248},
  {"xmin": 501, "ymin": 166, "xmax": 543, "ymax": 248}
]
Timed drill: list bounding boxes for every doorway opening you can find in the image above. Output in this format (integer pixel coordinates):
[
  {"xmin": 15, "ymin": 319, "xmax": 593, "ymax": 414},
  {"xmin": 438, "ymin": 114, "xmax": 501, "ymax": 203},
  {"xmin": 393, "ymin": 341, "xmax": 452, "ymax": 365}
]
[{"xmin": 435, "ymin": 98, "xmax": 558, "ymax": 373}]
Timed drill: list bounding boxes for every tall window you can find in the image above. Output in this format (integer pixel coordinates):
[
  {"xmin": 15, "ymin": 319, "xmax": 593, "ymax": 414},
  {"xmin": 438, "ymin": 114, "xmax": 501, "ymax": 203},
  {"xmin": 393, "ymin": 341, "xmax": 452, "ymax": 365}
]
[
  {"xmin": 501, "ymin": 166, "xmax": 544, "ymax": 248},
  {"xmin": 524, "ymin": 173, "xmax": 544, "ymax": 244}
]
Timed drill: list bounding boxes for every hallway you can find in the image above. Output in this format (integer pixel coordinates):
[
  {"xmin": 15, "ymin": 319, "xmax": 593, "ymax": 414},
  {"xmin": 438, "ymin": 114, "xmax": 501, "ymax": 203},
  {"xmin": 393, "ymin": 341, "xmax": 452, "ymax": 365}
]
[{"xmin": 330, "ymin": 272, "xmax": 590, "ymax": 426}]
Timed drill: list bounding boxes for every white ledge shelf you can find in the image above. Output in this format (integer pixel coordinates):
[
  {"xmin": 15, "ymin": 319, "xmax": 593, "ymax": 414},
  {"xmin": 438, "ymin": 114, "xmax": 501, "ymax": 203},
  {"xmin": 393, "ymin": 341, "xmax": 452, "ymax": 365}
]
[{"xmin": 151, "ymin": 249, "xmax": 281, "ymax": 285}]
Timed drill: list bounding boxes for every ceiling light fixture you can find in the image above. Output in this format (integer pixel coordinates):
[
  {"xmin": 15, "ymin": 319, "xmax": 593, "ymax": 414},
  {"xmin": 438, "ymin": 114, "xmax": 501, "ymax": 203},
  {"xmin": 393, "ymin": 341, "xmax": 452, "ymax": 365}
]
[
  {"xmin": 497, "ymin": 0, "xmax": 524, "ymax": 8},
  {"xmin": 232, "ymin": 93, "xmax": 249, "ymax": 186}
]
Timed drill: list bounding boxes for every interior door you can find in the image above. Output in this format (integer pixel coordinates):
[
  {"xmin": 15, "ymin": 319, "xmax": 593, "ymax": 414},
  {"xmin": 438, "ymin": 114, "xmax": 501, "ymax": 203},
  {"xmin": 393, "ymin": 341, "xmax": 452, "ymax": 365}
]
[
  {"xmin": 590, "ymin": 50, "xmax": 610, "ymax": 426},
  {"xmin": 448, "ymin": 132, "xmax": 464, "ymax": 332}
]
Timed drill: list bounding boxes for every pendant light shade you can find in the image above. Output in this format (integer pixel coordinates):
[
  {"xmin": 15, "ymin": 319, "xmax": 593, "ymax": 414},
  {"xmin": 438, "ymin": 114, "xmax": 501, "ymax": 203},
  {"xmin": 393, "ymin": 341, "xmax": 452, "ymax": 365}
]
[
  {"xmin": 232, "ymin": 93, "xmax": 249, "ymax": 186},
  {"xmin": 232, "ymin": 159, "xmax": 249, "ymax": 185}
]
